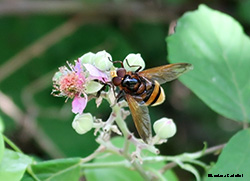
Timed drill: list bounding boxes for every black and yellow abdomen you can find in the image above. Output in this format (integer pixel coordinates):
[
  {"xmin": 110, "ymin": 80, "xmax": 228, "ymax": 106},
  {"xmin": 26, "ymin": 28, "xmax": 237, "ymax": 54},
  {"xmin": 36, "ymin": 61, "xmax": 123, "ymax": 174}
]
[
  {"xmin": 121, "ymin": 74, "xmax": 165, "ymax": 107},
  {"xmin": 142, "ymin": 80, "xmax": 165, "ymax": 107}
]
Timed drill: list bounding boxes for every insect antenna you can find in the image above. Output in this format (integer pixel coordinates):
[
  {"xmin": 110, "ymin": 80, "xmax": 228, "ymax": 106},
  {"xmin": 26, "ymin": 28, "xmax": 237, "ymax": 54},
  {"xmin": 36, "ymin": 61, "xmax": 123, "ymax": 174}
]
[
  {"xmin": 125, "ymin": 59, "xmax": 142, "ymax": 72},
  {"xmin": 108, "ymin": 57, "xmax": 124, "ymax": 68}
]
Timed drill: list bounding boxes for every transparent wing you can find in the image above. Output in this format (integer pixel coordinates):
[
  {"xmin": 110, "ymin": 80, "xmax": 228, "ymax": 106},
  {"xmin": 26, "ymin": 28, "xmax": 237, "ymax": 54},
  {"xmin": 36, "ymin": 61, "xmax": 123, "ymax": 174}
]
[
  {"xmin": 125, "ymin": 94, "xmax": 152, "ymax": 143},
  {"xmin": 138, "ymin": 63, "xmax": 193, "ymax": 84}
]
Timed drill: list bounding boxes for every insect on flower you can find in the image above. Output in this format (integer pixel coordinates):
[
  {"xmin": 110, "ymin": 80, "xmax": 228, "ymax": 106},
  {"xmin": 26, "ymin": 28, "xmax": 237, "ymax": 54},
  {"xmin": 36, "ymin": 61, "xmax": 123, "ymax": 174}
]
[{"xmin": 111, "ymin": 61, "xmax": 193, "ymax": 143}]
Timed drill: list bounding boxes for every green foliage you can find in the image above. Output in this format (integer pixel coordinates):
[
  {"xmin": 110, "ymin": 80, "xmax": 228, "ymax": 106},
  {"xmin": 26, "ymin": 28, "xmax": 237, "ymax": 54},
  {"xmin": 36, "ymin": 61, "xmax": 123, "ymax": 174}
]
[
  {"xmin": 0, "ymin": 149, "xmax": 32, "ymax": 181},
  {"xmin": 85, "ymin": 157, "xmax": 143, "ymax": 181},
  {"xmin": 84, "ymin": 137, "xmax": 142, "ymax": 180},
  {"xmin": 0, "ymin": 116, "xmax": 4, "ymax": 133},
  {"xmin": 22, "ymin": 158, "xmax": 82, "ymax": 181},
  {"xmin": 167, "ymin": 4, "xmax": 250, "ymax": 122},
  {"xmin": 0, "ymin": 2, "xmax": 250, "ymax": 181},
  {"xmin": 205, "ymin": 129, "xmax": 250, "ymax": 180},
  {"xmin": 85, "ymin": 137, "xmax": 177, "ymax": 181},
  {"xmin": 167, "ymin": 4, "xmax": 250, "ymax": 179},
  {"xmin": 0, "ymin": 133, "xmax": 4, "ymax": 162}
]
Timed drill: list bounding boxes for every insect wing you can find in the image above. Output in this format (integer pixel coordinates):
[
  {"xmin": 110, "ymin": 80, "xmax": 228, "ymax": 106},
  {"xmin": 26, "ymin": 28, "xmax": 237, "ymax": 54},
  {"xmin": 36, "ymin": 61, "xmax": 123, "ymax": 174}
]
[
  {"xmin": 138, "ymin": 63, "xmax": 193, "ymax": 84},
  {"xmin": 125, "ymin": 94, "xmax": 152, "ymax": 143}
]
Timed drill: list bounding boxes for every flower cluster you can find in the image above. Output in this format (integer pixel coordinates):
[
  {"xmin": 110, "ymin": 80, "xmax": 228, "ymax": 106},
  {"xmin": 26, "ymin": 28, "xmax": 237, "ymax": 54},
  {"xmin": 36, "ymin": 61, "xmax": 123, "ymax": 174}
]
[
  {"xmin": 52, "ymin": 50, "xmax": 177, "ymax": 146},
  {"xmin": 52, "ymin": 51, "xmax": 112, "ymax": 115}
]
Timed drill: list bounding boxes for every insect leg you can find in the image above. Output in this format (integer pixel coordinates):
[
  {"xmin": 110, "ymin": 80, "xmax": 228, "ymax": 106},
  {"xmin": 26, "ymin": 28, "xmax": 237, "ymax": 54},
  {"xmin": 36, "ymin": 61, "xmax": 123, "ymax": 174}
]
[{"xmin": 116, "ymin": 90, "xmax": 125, "ymax": 103}]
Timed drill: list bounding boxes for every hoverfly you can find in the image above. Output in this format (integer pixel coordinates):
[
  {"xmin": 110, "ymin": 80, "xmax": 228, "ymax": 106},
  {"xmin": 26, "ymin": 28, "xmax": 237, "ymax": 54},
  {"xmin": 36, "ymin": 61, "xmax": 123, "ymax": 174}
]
[{"xmin": 111, "ymin": 61, "xmax": 193, "ymax": 143}]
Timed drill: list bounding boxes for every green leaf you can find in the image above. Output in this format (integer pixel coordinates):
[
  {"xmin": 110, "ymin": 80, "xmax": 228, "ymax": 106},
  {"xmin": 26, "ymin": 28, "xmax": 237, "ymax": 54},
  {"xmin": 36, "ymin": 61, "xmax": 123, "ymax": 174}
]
[
  {"xmin": 0, "ymin": 149, "xmax": 32, "ymax": 181},
  {"xmin": 163, "ymin": 170, "xmax": 178, "ymax": 181},
  {"xmin": 22, "ymin": 158, "xmax": 82, "ymax": 181},
  {"xmin": 176, "ymin": 161, "xmax": 200, "ymax": 181},
  {"xmin": 0, "ymin": 116, "xmax": 4, "ymax": 133},
  {"xmin": 0, "ymin": 133, "xmax": 4, "ymax": 162},
  {"xmin": 167, "ymin": 4, "xmax": 250, "ymax": 122},
  {"xmin": 205, "ymin": 129, "xmax": 250, "ymax": 180}
]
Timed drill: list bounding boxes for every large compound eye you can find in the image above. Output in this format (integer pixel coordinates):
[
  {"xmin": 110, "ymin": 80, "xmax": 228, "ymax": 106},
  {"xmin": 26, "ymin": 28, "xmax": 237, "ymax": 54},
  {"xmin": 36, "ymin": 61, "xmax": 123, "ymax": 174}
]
[
  {"xmin": 112, "ymin": 77, "xmax": 122, "ymax": 86},
  {"xmin": 117, "ymin": 68, "xmax": 126, "ymax": 78}
]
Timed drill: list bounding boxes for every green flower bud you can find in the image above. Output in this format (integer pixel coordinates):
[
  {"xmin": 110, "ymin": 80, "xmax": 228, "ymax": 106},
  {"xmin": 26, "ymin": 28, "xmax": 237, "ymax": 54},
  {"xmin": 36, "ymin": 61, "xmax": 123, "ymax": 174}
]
[
  {"xmin": 85, "ymin": 80, "xmax": 103, "ymax": 94},
  {"xmin": 79, "ymin": 52, "xmax": 95, "ymax": 64},
  {"xmin": 153, "ymin": 118, "xmax": 176, "ymax": 139},
  {"xmin": 123, "ymin": 53, "xmax": 145, "ymax": 72},
  {"xmin": 93, "ymin": 50, "xmax": 113, "ymax": 71},
  {"xmin": 72, "ymin": 113, "xmax": 93, "ymax": 134}
]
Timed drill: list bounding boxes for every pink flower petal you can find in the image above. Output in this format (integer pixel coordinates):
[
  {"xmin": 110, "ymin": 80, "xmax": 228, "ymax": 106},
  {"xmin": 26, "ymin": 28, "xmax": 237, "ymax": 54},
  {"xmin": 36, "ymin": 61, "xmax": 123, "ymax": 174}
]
[
  {"xmin": 74, "ymin": 60, "xmax": 82, "ymax": 74},
  {"xmin": 72, "ymin": 96, "xmax": 87, "ymax": 114},
  {"xmin": 74, "ymin": 60, "xmax": 86, "ymax": 85},
  {"xmin": 83, "ymin": 63, "xmax": 108, "ymax": 83}
]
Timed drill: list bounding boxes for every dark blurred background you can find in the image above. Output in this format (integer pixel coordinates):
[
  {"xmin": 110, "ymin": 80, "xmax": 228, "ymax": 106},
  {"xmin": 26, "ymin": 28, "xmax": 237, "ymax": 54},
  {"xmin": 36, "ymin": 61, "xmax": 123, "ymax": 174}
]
[{"xmin": 0, "ymin": 0, "xmax": 248, "ymax": 178}]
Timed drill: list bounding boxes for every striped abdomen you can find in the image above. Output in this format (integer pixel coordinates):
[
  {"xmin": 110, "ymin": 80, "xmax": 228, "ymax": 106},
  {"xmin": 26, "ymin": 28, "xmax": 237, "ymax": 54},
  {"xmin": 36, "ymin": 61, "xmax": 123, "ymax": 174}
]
[
  {"xmin": 140, "ymin": 78, "xmax": 165, "ymax": 106},
  {"xmin": 121, "ymin": 74, "xmax": 165, "ymax": 106}
]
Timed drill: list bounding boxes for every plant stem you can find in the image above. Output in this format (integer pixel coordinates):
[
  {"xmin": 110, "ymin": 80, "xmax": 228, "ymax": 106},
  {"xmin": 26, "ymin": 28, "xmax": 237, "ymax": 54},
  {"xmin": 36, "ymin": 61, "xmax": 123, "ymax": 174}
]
[
  {"xmin": 3, "ymin": 135, "xmax": 23, "ymax": 153},
  {"xmin": 79, "ymin": 142, "xmax": 226, "ymax": 179},
  {"xmin": 27, "ymin": 166, "xmax": 40, "ymax": 181},
  {"xmin": 113, "ymin": 104, "xmax": 153, "ymax": 181},
  {"xmin": 123, "ymin": 137, "xmax": 130, "ymax": 155},
  {"xmin": 243, "ymin": 122, "xmax": 248, "ymax": 129},
  {"xmin": 159, "ymin": 143, "xmax": 226, "ymax": 174},
  {"xmin": 81, "ymin": 145, "xmax": 105, "ymax": 163},
  {"xmin": 200, "ymin": 143, "xmax": 226, "ymax": 156},
  {"xmin": 126, "ymin": 155, "xmax": 153, "ymax": 181},
  {"xmin": 113, "ymin": 104, "xmax": 129, "ymax": 138},
  {"xmin": 82, "ymin": 160, "xmax": 130, "ymax": 169},
  {"xmin": 3, "ymin": 135, "xmax": 41, "ymax": 181}
]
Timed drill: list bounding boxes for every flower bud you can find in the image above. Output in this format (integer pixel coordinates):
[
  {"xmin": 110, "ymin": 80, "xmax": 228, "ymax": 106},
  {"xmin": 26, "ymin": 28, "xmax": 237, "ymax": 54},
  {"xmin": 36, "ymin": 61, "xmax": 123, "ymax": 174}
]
[
  {"xmin": 72, "ymin": 113, "xmax": 93, "ymax": 134},
  {"xmin": 123, "ymin": 53, "xmax": 145, "ymax": 72},
  {"xmin": 153, "ymin": 118, "xmax": 176, "ymax": 139},
  {"xmin": 93, "ymin": 50, "xmax": 113, "ymax": 71},
  {"xmin": 79, "ymin": 52, "xmax": 95, "ymax": 64}
]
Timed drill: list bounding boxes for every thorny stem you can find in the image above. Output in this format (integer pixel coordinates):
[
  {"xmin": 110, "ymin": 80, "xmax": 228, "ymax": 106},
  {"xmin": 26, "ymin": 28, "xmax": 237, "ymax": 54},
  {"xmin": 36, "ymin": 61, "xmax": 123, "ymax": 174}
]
[
  {"xmin": 113, "ymin": 104, "xmax": 129, "ymax": 138},
  {"xmin": 243, "ymin": 121, "xmax": 249, "ymax": 129},
  {"xmin": 159, "ymin": 143, "xmax": 226, "ymax": 174},
  {"xmin": 80, "ymin": 143, "xmax": 226, "ymax": 176},
  {"xmin": 81, "ymin": 160, "xmax": 130, "ymax": 169},
  {"xmin": 199, "ymin": 143, "xmax": 226, "ymax": 156},
  {"xmin": 123, "ymin": 136, "xmax": 131, "ymax": 155},
  {"xmin": 112, "ymin": 104, "xmax": 153, "ymax": 181},
  {"xmin": 81, "ymin": 88, "xmax": 225, "ymax": 179},
  {"xmin": 80, "ymin": 145, "xmax": 106, "ymax": 163}
]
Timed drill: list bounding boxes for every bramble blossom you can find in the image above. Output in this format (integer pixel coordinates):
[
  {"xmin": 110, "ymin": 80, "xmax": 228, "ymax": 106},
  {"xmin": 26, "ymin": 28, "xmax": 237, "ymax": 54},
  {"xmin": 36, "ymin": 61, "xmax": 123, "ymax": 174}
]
[
  {"xmin": 52, "ymin": 52, "xmax": 112, "ymax": 115},
  {"xmin": 52, "ymin": 51, "xmax": 178, "ymax": 149}
]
